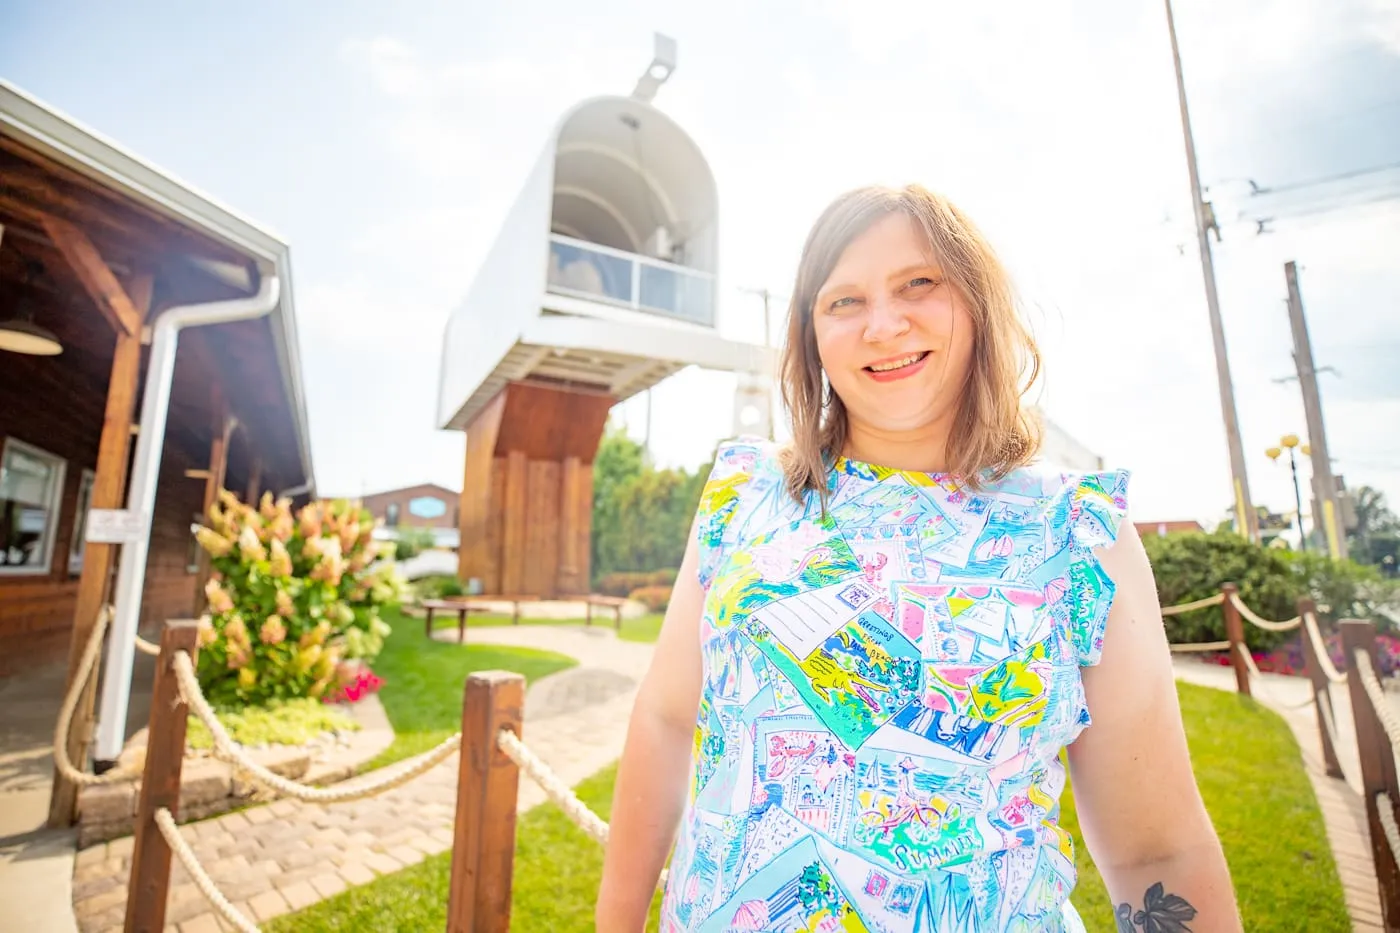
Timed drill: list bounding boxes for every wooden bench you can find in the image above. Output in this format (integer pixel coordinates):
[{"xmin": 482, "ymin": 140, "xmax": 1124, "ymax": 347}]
[
  {"xmin": 565, "ymin": 594, "xmax": 628, "ymax": 631},
  {"xmin": 461, "ymin": 595, "xmax": 537, "ymax": 626},
  {"xmin": 419, "ymin": 598, "xmax": 489, "ymax": 643}
]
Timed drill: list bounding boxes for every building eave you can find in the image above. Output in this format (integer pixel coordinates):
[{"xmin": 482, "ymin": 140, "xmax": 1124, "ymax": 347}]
[{"xmin": 0, "ymin": 79, "xmax": 316, "ymax": 495}]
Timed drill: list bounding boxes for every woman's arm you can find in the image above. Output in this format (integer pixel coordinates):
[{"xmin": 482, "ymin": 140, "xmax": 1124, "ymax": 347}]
[
  {"xmin": 595, "ymin": 529, "xmax": 706, "ymax": 932},
  {"xmin": 1067, "ymin": 519, "xmax": 1242, "ymax": 932}
]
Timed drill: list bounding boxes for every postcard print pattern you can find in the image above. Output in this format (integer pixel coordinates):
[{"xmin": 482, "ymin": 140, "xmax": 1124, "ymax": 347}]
[{"xmin": 662, "ymin": 438, "xmax": 1130, "ymax": 933}]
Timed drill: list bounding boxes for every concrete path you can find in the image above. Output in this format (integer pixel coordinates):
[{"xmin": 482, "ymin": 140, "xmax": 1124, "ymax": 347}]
[
  {"xmin": 0, "ymin": 644, "xmax": 160, "ymax": 933},
  {"xmin": 1173, "ymin": 658, "xmax": 1386, "ymax": 931},
  {"xmin": 69, "ymin": 625, "xmax": 653, "ymax": 932}
]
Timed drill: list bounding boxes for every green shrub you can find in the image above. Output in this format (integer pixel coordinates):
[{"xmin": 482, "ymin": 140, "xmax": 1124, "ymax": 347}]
[
  {"xmin": 413, "ymin": 574, "xmax": 465, "ymax": 600},
  {"xmin": 628, "ymin": 585, "xmax": 671, "ymax": 612},
  {"xmin": 1142, "ymin": 530, "xmax": 1399, "ymax": 649},
  {"xmin": 596, "ymin": 568, "xmax": 678, "ymax": 597},
  {"xmin": 194, "ymin": 491, "xmax": 404, "ymax": 706},
  {"xmin": 647, "ymin": 568, "xmax": 678, "ymax": 588},
  {"xmin": 393, "ymin": 526, "xmax": 437, "ymax": 561}
]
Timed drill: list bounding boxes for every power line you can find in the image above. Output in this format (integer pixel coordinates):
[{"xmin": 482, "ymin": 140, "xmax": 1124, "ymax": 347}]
[
  {"xmin": 1251, "ymin": 160, "xmax": 1400, "ymax": 198},
  {"xmin": 1244, "ymin": 187, "xmax": 1400, "ymax": 226}
]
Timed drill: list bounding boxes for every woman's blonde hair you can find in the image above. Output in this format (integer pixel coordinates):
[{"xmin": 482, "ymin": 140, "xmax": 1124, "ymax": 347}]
[{"xmin": 779, "ymin": 183, "xmax": 1042, "ymax": 506}]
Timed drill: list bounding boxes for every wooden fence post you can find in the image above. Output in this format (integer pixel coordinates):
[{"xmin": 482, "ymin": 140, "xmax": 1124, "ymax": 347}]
[
  {"xmin": 1221, "ymin": 583, "xmax": 1251, "ymax": 697},
  {"xmin": 1343, "ymin": 619, "xmax": 1400, "ymax": 931},
  {"xmin": 1298, "ymin": 598, "xmax": 1344, "ymax": 780},
  {"xmin": 447, "ymin": 670, "xmax": 525, "ymax": 933},
  {"xmin": 125, "ymin": 619, "xmax": 200, "ymax": 932}
]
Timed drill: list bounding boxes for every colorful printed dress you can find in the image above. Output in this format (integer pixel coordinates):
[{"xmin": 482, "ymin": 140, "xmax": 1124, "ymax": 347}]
[{"xmin": 661, "ymin": 438, "xmax": 1130, "ymax": 933}]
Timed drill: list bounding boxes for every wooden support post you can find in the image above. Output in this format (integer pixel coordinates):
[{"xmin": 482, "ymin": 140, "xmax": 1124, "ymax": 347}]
[
  {"xmin": 1343, "ymin": 619, "xmax": 1400, "ymax": 930},
  {"xmin": 49, "ymin": 272, "xmax": 155, "ymax": 828},
  {"xmin": 1298, "ymin": 598, "xmax": 1343, "ymax": 779},
  {"xmin": 246, "ymin": 456, "xmax": 263, "ymax": 505},
  {"xmin": 1220, "ymin": 583, "xmax": 1251, "ymax": 697},
  {"xmin": 447, "ymin": 671, "xmax": 525, "ymax": 933},
  {"xmin": 125, "ymin": 620, "xmax": 200, "ymax": 932},
  {"xmin": 193, "ymin": 404, "xmax": 232, "ymax": 614}
]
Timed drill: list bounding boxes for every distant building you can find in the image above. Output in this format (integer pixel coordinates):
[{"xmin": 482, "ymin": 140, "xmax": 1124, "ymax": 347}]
[
  {"xmin": 360, "ymin": 484, "xmax": 459, "ymax": 546},
  {"xmin": 1035, "ymin": 411, "xmax": 1105, "ymax": 473},
  {"xmin": 1135, "ymin": 520, "xmax": 1206, "ymax": 537}
]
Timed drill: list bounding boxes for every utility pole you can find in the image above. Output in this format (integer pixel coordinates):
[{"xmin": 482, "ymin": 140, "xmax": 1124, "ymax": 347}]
[
  {"xmin": 1284, "ymin": 260, "xmax": 1348, "ymax": 559},
  {"xmin": 739, "ymin": 285, "xmax": 779, "ymax": 441},
  {"xmin": 1163, "ymin": 0, "xmax": 1259, "ymax": 542},
  {"xmin": 758, "ymin": 288, "xmax": 776, "ymax": 441}
]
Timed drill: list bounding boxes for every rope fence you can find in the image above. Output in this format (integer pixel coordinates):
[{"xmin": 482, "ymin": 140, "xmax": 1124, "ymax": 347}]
[
  {"xmin": 51, "ymin": 605, "xmax": 140, "ymax": 787},
  {"xmin": 154, "ymin": 806, "xmax": 260, "ymax": 933},
  {"xmin": 1159, "ymin": 591, "xmax": 1225, "ymax": 617},
  {"xmin": 171, "ymin": 650, "xmax": 463, "ymax": 803},
  {"xmin": 1227, "ymin": 590, "xmax": 1302, "ymax": 632},
  {"xmin": 72, "ymin": 589, "xmax": 1398, "ymax": 931},
  {"xmin": 115, "ymin": 619, "xmax": 641, "ymax": 933},
  {"xmin": 1168, "ymin": 639, "xmax": 1231, "ymax": 653}
]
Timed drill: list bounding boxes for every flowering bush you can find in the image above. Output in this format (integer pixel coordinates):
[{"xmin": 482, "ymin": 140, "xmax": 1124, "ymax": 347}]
[
  {"xmin": 1144, "ymin": 530, "xmax": 1400, "ymax": 652},
  {"xmin": 1196, "ymin": 631, "xmax": 1400, "ymax": 678},
  {"xmin": 627, "ymin": 585, "xmax": 671, "ymax": 612},
  {"xmin": 194, "ymin": 491, "xmax": 403, "ymax": 706},
  {"xmin": 326, "ymin": 663, "xmax": 385, "ymax": 705}
]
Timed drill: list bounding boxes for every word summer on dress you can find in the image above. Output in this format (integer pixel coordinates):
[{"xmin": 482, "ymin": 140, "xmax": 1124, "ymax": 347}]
[{"xmin": 660, "ymin": 438, "xmax": 1130, "ymax": 933}]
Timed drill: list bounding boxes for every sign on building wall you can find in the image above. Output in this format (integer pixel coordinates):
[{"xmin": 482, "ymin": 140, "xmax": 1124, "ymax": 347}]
[
  {"xmin": 85, "ymin": 509, "xmax": 145, "ymax": 543},
  {"xmin": 408, "ymin": 496, "xmax": 447, "ymax": 520}
]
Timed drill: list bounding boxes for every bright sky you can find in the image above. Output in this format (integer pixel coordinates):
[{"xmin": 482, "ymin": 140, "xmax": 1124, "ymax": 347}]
[{"xmin": 4, "ymin": 0, "xmax": 1398, "ymax": 527}]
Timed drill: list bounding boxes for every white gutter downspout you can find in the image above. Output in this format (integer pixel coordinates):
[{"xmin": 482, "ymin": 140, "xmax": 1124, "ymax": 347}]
[{"xmin": 94, "ymin": 274, "xmax": 281, "ymax": 763}]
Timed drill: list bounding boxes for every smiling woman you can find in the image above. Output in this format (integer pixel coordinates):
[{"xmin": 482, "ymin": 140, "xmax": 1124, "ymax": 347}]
[
  {"xmin": 596, "ymin": 184, "xmax": 1243, "ymax": 933},
  {"xmin": 781, "ymin": 185, "xmax": 1041, "ymax": 508}
]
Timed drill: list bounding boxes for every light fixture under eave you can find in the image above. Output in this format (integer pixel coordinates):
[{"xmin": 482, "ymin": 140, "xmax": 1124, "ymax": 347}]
[
  {"xmin": 0, "ymin": 260, "xmax": 63, "ymax": 356},
  {"xmin": 0, "ymin": 316, "xmax": 63, "ymax": 355}
]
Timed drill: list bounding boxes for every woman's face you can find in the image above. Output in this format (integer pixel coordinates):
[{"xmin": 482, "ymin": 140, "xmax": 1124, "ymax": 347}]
[{"xmin": 812, "ymin": 212, "xmax": 975, "ymax": 441}]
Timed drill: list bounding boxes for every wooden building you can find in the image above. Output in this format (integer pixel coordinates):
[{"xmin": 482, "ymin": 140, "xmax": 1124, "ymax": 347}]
[
  {"xmin": 360, "ymin": 482, "xmax": 459, "ymax": 531},
  {"xmin": 437, "ymin": 65, "xmax": 772, "ymax": 599},
  {"xmin": 0, "ymin": 81, "xmax": 314, "ymax": 819}
]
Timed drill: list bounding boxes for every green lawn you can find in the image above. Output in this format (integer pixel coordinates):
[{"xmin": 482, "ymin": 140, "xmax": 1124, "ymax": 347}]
[
  {"xmin": 1062, "ymin": 682, "xmax": 1347, "ymax": 930},
  {"xmin": 361, "ymin": 606, "xmax": 577, "ymax": 771},
  {"xmin": 424, "ymin": 608, "xmax": 665, "ymax": 644},
  {"xmin": 277, "ymin": 680, "xmax": 1346, "ymax": 932}
]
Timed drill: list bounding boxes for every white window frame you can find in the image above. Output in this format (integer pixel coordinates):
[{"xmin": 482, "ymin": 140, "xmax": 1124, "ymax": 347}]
[
  {"xmin": 68, "ymin": 468, "xmax": 97, "ymax": 576},
  {"xmin": 0, "ymin": 437, "xmax": 68, "ymax": 576}
]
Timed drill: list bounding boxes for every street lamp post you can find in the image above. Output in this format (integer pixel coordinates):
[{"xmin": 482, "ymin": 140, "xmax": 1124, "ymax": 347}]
[{"xmin": 1266, "ymin": 434, "xmax": 1310, "ymax": 551}]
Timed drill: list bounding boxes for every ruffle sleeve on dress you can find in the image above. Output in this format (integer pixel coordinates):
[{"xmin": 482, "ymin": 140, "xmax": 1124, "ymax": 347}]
[{"xmin": 1054, "ymin": 469, "xmax": 1132, "ymax": 666}]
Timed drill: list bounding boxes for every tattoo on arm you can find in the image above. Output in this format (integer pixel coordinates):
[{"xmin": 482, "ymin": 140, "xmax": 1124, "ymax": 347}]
[{"xmin": 1114, "ymin": 882, "xmax": 1198, "ymax": 933}]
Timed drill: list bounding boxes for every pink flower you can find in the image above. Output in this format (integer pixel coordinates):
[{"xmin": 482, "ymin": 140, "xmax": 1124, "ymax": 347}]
[
  {"xmin": 205, "ymin": 578, "xmax": 235, "ymax": 615},
  {"xmin": 269, "ymin": 538, "xmax": 293, "ymax": 578},
  {"xmin": 238, "ymin": 525, "xmax": 267, "ymax": 562},
  {"xmin": 259, "ymin": 615, "xmax": 287, "ymax": 645}
]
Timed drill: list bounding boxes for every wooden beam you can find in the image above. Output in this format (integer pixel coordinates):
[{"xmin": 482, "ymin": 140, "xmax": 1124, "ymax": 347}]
[
  {"xmin": 193, "ymin": 398, "xmax": 233, "ymax": 614},
  {"xmin": 246, "ymin": 457, "xmax": 263, "ymax": 505},
  {"xmin": 49, "ymin": 272, "xmax": 155, "ymax": 827},
  {"xmin": 39, "ymin": 213, "xmax": 141, "ymax": 336}
]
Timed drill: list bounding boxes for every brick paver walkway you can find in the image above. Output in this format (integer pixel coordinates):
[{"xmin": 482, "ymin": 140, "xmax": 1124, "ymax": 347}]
[
  {"xmin": 1173, "ymin": 659, "xmax": 1384, "ymax": 931},
  {"xmin": 71, "ymin": 626, "xmax": 654, "ymax": 932}
]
